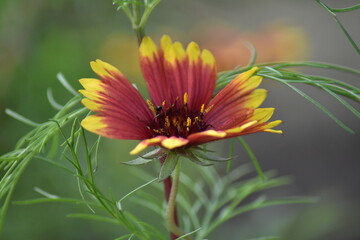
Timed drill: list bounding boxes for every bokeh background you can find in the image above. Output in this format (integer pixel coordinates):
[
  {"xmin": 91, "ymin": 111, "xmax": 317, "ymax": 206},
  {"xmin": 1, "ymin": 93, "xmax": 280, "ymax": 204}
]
[{"xmin": 0, "ymin": 0, "xmax": 359, "ymax": 239}]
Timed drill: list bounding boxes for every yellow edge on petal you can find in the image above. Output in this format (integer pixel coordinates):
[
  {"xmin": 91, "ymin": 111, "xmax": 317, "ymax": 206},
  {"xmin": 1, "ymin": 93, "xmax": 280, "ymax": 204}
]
[
  {"xmin": 161, "ymin": 35, "xmax": 172, "ymax": 51},
  {"xmin": 164, "ymin": 42, "xmax": 185, "ymax": 64},
  {"xmin": 81, "ymin": 99, "xmax": 102, "ymax": 112},
  {"xmin": 81, "ymin": 115, "xmax": 107, "ymax": 134},
  {"xmin": 202, "ymin": 130, "xmax": 226, "ymax": 138},
  {"xmin": 264, "ymin": 129, "xmax": 283, "ymax": 134},
  {"xmin": 139, "ymin": 36, "xmax": 158, "ymax": 60},
  {"xmin": 261, "ymin": 120, "xmax": 283, "ymax": 129},
  {"xmin": 79, "ymin": 78, "xmax": 104, "ymax": 91},
  {"xmin": 90, "ymin": 59, "xmax": 122, "ymax": 79},
  {"xmin": 250, "ymin": 108, "xmax": 275, "ymax": 123},
  {"xmin": 241, "ymin": 75, "xmax": 263, "ymax": 92},
  {"xmin": 201, "ymin": 49, "xmax": 215, "ymax": 67},
  {"xmin": 226, "ymin": 120, "xmax": 258, "ymax": 134},
  {"xmin": 238, "ymin": 66, "xmax": 259, "ymax": 81},
  {"xmin": 79, "ymin": 90, "xmax": 102, "ymax": 101},
  {"xmin": 130, "ymin": 136, "xmax": 164, "ymax": 155},
  {"xmin": 161, "ymin": 137, "xmax": 189, "ymax": 150},
  {"xmin": 186, "ymin": 42, "xmax": 200, "ymax": 64},
  {"xmin": 243, "ymin": 89, "xmax": 268, "ymax": 109}
]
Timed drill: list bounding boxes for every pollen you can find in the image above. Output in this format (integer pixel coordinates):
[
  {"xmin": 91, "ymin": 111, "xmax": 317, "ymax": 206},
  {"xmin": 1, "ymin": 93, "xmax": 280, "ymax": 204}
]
[
  {"xmin": 200, "ymin": 104, "xmax": 205, "ymax": 113},
  {"xmin": 146, "ymin": 99, "xmax": 157, "ymax": 115},
  {"xmin": 146, "ymin": 97, "xmax": 209, "ymax": 138},
  {"xmin": 186, "ymin": 117, "xmax": 191, "ymax": 127},
  {"xmin": 183, "ymin": 92, "xmax": 188, "ymax": 105}
]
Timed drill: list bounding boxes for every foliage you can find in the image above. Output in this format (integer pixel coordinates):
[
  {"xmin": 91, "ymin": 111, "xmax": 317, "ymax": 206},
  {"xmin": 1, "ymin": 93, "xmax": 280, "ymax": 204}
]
[
  {"xmin": 315, "ymin": 1, "xmax": 360, "ymax": 54},
  {"xmin": 0, "ymin": 0, "xmax": 359, "ymax": 239},
  {"xmin": 134, "ymin": 164, "xmax": 316, "ymax": 240},
  {"xmin": 218, "ymin": 61, "xmax": 360, "ymax": 134}
]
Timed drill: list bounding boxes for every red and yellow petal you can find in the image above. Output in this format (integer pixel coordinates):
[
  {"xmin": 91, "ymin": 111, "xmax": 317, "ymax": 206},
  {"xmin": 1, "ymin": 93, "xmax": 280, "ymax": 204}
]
[
  {"xmin": 81, "ymin": 115, "xmax": 107, "ymax": 136},
  {"xmin": 225, "ymin": 120, "xmax": 258, "ymax": 134},
  {"xmin": 90, "ymin": 59, "xmax": 124, "ymax": 80},
  {"xmin": 139, "ymin": 36, "xmax": 171, "ymax": 106},
  {"xmin": 130, "ymin": 136, "xmax": 189, "ymax": 155},
  {"xmin": 161, "ymin": 136, "xmax": 189, "ymax": 150},
  {"xmin": 250, "ymin": 108, "xmax": 276, "ymax": 123},
  {"xmin": 79, "ymin": 60, "xmax": 154, "ymax": 140},
  {"xmin": 255, "ymin": 120, "xmax": 283, "ymax": 134},
  {"xmin": 130, "ymin": 136, "xmax": 166, "ymax": 155},
  {"xmin": 187, "ymin": 130, "xmax": 227, "ymax": 146},
  {"xmin": 139, "ymin": 35, "xmax": 217, "ymax": 109},
  {"xmin": 205, "ymin": 67, "xmax": 265, "ymax": 128}
]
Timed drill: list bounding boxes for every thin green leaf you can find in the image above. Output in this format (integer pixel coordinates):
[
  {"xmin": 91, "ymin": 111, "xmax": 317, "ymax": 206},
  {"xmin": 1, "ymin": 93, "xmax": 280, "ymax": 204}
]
[
  {"xmin": 183, "ymin": 151, "xmax": 213, "ymax": 166},
  {"xmin": 331, "ymin": 4, "xmax": 360, "ymax": 12},
  {"xmin": 238, "ymin": 137, "xmax": 265, "ymax": 181},
  {"xmin": 34, "ymin": 187, "xmax": 59, "ymax": 199},
  {"xmin": 139, "ymin": 148, "xmax": 163, "ymax": 159},
  {"xmin": 123, "ymin": 157, "xmax": 155, "ymax": 166},
  {"xmin": 35, "ymin": 155, "xmax": 73, "ymax": 174},
  {"xmin": 245, "ymin": 41, "xmax": 257, "ymax": 67},
  {"xmin": 118, "ymin": 178, "xmax": 157, "ymax": 203},
  {"xmin": 13, "ymin": 197, "xmax": 98, "ymax": 207},
  {"xmin": 192, "ymin": 149, "xmax": 231, "ymax": 162},
  {"xmin": 175, "ymin": 228, "xmax": 201, "ymax": 240},
  {"xmin": 259, "ymin": 73, "xmax": 355, "ymax": 133},
  {"xmin": 316, "ymin": 0, "xmax": 360, "ymax": 54},
  {"xmin": 227, "ymin": 139, "xmax": 235, "ymax": 172},
  {"xmin": 57, "ymin": 73, "xmax": 78, "ymax": 95},
  {"xmin": 46, "ymin": 88, "xmax": 64, "ymax": 110},
  {"xmin": 67, "ymin": 213, "xmax": 120, "ymax": 225},
  {"xmin": 5, "ymin": 109, "xmax": 41, "ymax": 127},
  {"xmin": 299, "ymin": 76, "xmax": 360, "ymax": 118}
]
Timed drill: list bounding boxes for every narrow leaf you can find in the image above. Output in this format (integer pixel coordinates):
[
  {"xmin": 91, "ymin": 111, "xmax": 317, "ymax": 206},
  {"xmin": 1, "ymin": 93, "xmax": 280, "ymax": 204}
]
[
  {"xmin": 67, "ymin": 213, "xmax": 120, "ymax": 225},
  {"xmin": 46, "ymin": 88, "xmax": 64, "ymax": 110},
  {"xmin": 5, "ymin": 109, "xmax": 40, "ymax": 127},
  {"xmin": 184, "ymin": 152, "xmax": 213, "ymax": 166},
  {"xmin": 118, "ymin": 178, "xmax": 157, "ymax": 203},
  {"xmin": 57, "ymin": 73, "xmax": 78, "ymax": 95},
  {"xmin": 122, "ymin": 157, "xmax": 155, "ymax": 166},
  {"xmin": 192, "ymin": 149, "xmax": 231, "ymax": 162},
  {"xmin": 238, "ymin": 137, "xmax": 265, "ymax": 181}
]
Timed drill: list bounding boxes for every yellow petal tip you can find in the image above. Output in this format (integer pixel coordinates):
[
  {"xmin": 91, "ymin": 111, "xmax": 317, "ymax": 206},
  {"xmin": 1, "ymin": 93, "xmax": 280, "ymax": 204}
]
[
  {"xmin": 201, "ymin": 49, "xmax": 215, "ymax": 67},
  {"xmin": 140, "ymin": 36, "xmax": 158, "ymax": 59},
  {"xmin": 161, "ymin": 137, "xmax": 189, "ymax": 150},
  {"xmin": 81, "ymin": 115, "xmax": 106, "ymax": 133}
]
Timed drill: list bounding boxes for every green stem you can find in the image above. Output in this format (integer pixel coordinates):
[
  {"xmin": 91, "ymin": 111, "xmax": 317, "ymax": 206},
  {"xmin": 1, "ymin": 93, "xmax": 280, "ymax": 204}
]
[
  {"xmin": 132, "ymin": 2, "xmax": 144, "ymax": 44},
  {"xmin": 166, "ymin": 161, "xmax": 187, "ymax": 239}
]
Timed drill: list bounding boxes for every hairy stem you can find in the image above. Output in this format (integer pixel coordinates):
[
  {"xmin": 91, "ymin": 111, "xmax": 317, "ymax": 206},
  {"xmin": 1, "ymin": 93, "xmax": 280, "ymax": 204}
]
[
  {"xmin": 161, "ymin": 156, "xmax": 180, "ymax": 239},
  {"xmin": 166, "ymin": 162, "xmax": 186, "ymax": 239}
]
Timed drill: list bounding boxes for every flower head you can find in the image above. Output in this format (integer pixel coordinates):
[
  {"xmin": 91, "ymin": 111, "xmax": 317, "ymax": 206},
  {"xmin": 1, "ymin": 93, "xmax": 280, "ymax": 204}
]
[{"xmin": 79, "ymin": 35, "xmax": 282, "ymax": 155}]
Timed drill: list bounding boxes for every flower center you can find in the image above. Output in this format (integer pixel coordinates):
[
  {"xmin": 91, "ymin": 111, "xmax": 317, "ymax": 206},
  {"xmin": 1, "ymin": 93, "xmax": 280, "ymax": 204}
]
[{"xmin": 146, "ymin": 93, "xmax": 210, "ymax": 138}]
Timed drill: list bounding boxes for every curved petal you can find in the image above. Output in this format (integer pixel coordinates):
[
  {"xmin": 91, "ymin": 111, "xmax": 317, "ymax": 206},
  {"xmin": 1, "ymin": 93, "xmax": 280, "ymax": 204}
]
[
  {"xmin": 130, "ymin": 136, "xmax": 189, "ymax": 155},
  {"xmin": 130, "ymin": 136, "xmax": 166, "ymax": 155},
  {"xmin": 81, "ymin": 115, "xmax": 150, "ymax": 140},
  {"xmin": 139, "ymin": 35, "xmax": 217, "ymax": 110},
  {"xmin": 223, "ymin": 108, "xmax": 283, "ymax": 138},
  {"xmin": 161, "ymin": 136, "xmax": 189, "ymax": 150},
  {"xmin": 139, "ymin": 36, "xmax": 171, "ymax": 106},
  {"xmin": 205, "ymin": 67, "xmax": 264, "ymax": 127},
  {"xmin": 186, "ymin": 43, "xmax": 217, "ymax": 110},
  {"xmin": 187, "ymin": 130, "xmax": 227, "ymax": 147},
  {"xmin": 79, "ymin": 60, "xmax": 153, "ymax": 140}
]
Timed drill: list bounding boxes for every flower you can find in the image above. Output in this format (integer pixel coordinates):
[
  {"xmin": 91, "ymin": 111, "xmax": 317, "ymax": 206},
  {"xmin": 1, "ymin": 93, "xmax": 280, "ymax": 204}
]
[{"xmin": 79, "ymin": 35, "xmax": 282, "ymax": 155}]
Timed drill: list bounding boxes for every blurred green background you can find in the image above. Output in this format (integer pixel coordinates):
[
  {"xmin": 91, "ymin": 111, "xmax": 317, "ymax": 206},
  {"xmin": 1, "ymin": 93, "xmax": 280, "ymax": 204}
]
[{"xmin": 0, "ymin": 0, "xmax": 359, "ymax": 239}]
